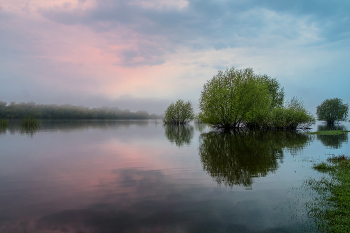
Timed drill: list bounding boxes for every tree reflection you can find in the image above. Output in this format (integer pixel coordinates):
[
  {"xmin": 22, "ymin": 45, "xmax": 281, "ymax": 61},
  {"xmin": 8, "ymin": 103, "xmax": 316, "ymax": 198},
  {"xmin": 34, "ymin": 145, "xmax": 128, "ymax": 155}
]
[
  {"xmin": 20, "ymin": 125, "xmax": 40, "ymax": 137},
  {"xmin": 317, "ymin": 124, "xmax": 346, "ymax": 131},
  {"xmin": 199, "ymin": 130, "xmax": 311, "ymax": 187},
  {"xmin": 0, "ymin": 127, "xmax": 6, "ymax": 134},
  {"xmin": 316, "ymin": 124, "xmax": 348, "ymax": 149},
  {"xmin": 164, "ymin": 125, "xmax": 194, "ymax": 147},
  {"xmin": 194, "ymin": 122, "xmax": 207, "ymax": 133}
]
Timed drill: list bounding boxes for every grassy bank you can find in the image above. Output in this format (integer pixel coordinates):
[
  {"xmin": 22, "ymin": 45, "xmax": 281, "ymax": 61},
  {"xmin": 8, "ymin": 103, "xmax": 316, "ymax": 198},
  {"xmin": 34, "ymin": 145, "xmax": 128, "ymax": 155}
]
[
  {"xmin": 309, "ymin": 155, "xmax": 350, "ymax": 232},
  {"xmin": 307, "ymin": 130, "xmax": 350, "ymax": 135}
]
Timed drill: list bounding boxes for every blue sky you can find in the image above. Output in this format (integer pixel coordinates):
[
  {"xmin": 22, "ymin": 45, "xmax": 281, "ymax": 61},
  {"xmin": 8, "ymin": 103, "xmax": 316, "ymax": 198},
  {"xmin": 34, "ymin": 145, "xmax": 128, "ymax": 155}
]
[{"xmin": 0, "ymin": 0, "xmax": 349, "ymax": 114}]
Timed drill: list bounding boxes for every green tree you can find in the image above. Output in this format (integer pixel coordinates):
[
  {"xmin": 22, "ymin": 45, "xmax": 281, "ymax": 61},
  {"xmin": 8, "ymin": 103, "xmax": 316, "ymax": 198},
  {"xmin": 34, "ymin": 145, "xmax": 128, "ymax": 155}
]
[
  {"xmin": 198, "ymin": 67, "xmax": 282, "ymax": 129},
  {"xmin": 316, "ymin": 98, "xmax": 349, "ymax": 124},
  {"xmin": 163, "ymin": 100, "xmax": 195, "ymax": 125}
]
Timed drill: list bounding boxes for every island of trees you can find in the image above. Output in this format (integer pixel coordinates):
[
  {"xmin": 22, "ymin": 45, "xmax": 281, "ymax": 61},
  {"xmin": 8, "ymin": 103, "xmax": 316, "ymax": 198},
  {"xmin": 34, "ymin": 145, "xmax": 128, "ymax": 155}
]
[
  {"xmin": 0, "ymin": 101, "xmax": 162, "ymax": 120},
  {"xmin": 165, "ymin": 67, "xmax": 316, "ymax": 130}
]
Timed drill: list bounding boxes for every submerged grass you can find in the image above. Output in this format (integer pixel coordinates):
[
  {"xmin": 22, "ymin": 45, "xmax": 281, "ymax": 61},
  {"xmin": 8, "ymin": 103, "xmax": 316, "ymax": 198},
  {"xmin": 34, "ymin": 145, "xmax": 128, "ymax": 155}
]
[
  {"xmin": 309, "ymin": 155, "xmax": 350, "ymax": 232},
  {"xmin": 20, "ymin": 115, "xmax": 40, "ymax": 128},
  {"xmin": 307, "ymin": 130, "xmax": 350, "ymax": 135},
  {"xmin": 0, "ymin": 118, "xmax": 8, "ymax": 128},
  {"xmin": 313, "ymin": 162, "xmax": 334, "ymax": 172}
]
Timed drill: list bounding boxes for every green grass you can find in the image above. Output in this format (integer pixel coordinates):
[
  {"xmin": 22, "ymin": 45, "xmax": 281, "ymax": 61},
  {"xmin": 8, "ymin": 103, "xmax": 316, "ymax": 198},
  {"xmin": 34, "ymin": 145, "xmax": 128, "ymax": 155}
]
[
  {"xmin": 310, "ymin": 155, "xmax": 350, "ymax": 232},
  {"xmin": 313, "ymin": 162, "xmax": 334, "ymax": 172},
  {"xmin": 307, "ymin": 130, "xmax": 350, "ymax": 135}
]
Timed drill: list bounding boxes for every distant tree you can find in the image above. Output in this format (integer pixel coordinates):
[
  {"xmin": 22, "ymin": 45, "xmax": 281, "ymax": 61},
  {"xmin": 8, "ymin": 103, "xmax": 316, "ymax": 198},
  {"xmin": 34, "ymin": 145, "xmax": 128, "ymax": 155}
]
[
  {"xmin": 0, "ymin": 101, "xmax": 158, "ymax": 120},
  {"xmin": 316, "ymin": 98, "xmax": 349, "ymax": 124},
  {"xmin": 163, "ymin": 100, "xmax": 195, "ymax": 125},
  {"xmin": 0, "ymin": 101, "xmax": 6, "ymax": 118}
]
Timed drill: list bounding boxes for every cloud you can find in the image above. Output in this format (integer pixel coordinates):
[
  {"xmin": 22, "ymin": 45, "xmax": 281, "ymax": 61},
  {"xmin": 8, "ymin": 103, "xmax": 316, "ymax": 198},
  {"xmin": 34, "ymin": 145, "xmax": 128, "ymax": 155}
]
[{"xmin": 0, "ymin": 0, "xmax": 349, "ymax": 113}]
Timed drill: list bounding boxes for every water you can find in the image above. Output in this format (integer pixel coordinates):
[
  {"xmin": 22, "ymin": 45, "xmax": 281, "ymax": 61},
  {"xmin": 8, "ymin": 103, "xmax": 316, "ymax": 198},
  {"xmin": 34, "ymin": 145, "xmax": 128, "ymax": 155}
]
[{"xmin": 0, "ymin": 120, "xmax": 349, "ymax": 233}]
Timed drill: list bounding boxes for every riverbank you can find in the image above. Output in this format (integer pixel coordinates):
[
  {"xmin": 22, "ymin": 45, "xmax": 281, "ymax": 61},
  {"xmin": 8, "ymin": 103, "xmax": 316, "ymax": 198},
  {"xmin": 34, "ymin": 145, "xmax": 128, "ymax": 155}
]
[
  {"xmin": 310, "ymin": 155, "xmax": 350, "ymax": 232},
  {"xmin": 307, "ymin": 130, "xmax": 350, "ymax": 135}
]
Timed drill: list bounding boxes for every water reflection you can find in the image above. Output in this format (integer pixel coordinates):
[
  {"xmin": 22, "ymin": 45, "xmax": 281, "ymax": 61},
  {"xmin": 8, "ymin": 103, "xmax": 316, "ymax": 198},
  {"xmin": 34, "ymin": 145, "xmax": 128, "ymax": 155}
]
[
  {"xmin": 0, "ymin": 120, "xmax": 321, "ymax": 232},
  {"xmin": 317, "ymin": 124, "xmax": 347, "ymax": 131},
  {"xmin": 0, "ymin": 127, "xmax": 6, "ymax": 135},
  {"xmin": 194, "ymin": 122, "xmax": 207, "ymax": 133},
  {"xmin": 199, "ymin": 130, "xmax": 311, "ymax": 187},
  {"xmin": 316, "ymin": 124, "xmax": 348, "ymax": 149},
  {"xmin": 164, "ymin": 125, "xmax": 194, "ymax": 147},
  {"xmin": 0, "ymin": 168, "xmax": 303, "ymax": 233},
  {"xmin": 20, "ymin": 125, "xmax": 40, "ymax": 137}
]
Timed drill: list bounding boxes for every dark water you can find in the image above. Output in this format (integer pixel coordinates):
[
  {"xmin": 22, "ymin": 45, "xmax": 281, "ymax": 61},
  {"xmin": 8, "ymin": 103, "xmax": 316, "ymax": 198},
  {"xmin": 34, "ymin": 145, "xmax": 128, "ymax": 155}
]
[{"xmin": 0, "ymin": 120, "xmax": 349, "ymax": 233}]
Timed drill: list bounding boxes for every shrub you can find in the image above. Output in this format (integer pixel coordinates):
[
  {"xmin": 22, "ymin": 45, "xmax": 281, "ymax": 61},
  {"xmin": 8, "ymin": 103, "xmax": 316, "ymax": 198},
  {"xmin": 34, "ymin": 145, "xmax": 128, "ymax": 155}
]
[
  {"xmin": 265, "ymin": 97, "xmax": 315, "ymax": 130},
  {"xmin": 316, "ymin": 98, "xmax": 348, "ymax": 124},
  {"xmin": 163, "ymin": 100, "xmax": 195, "ymax": 125}
]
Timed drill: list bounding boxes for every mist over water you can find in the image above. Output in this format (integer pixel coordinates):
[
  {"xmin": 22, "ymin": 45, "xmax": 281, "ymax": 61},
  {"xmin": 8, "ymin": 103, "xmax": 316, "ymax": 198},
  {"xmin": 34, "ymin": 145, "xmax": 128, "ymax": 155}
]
[{"xmin": 0, "ymin": 120, "xmax": 349, "ymax": 232}]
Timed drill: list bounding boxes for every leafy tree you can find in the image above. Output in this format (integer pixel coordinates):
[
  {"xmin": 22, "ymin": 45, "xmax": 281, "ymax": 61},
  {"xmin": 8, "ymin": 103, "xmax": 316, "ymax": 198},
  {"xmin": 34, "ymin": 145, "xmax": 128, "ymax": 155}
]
[
  {"xmin": 163, "ymin": 100, "xmax": 195, "ymax": 125},
  {"xmin": 198, "ymin": 67, "xmax": 282, "ymax": 129},
  {"xmin": 199, "ymin": 67, "xmax": 315, "ymax": 130},
  {"xmin": 316, "ymin": 98, "xmax": 349, "ymax": 124},
  {"xmin": 264, "ymin": 97, "xmax": 315, "ymax": 130}
]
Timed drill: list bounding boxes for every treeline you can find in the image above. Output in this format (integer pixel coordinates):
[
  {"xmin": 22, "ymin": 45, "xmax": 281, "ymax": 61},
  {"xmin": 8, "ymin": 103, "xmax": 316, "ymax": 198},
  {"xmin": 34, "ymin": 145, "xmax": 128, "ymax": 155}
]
[{"xmin": 0, "ymin": 101, "xmax": 162, "ymax": 119}]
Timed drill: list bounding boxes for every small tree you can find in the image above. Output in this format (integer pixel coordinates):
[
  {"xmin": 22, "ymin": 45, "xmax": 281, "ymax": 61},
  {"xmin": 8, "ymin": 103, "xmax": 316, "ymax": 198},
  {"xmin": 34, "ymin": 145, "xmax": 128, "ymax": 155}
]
[
  {"xmin": 265, "ymin": 97, "xmax": 315, "ymax": 130},
  {"xmin": 316, "ymin": 98, "xmax": 348, "ymax": 124},
  {"xmin": 163, "ymin": 100, "xmax": 195, "ymax": 125}
]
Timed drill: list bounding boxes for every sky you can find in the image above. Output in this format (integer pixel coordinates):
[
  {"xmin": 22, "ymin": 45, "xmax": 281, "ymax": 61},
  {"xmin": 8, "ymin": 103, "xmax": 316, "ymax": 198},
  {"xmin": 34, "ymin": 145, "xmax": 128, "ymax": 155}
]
[{"xmin": 0, "ymin": 0, "xmax": 349, "ymax": 114}]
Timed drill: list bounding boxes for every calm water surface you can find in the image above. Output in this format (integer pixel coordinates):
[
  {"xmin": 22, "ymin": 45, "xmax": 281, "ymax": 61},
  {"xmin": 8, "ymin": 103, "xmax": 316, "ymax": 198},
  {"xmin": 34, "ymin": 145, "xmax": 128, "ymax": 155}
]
[{"xmin": 0, "ymin": 120, "xmax": 349, "ymax": 233}]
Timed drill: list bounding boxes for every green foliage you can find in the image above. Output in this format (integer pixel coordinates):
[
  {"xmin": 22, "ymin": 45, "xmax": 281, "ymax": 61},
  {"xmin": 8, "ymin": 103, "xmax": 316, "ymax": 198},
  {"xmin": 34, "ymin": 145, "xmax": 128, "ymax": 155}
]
[
  {"xmin": 264, "ymin": 97, "xmax": 315, "ymax": 130},
  {"xmin": 316, "ymin": 98, "xmax": 349, "ymax": 124},
  {"xmin": 199, "ymin": 67, "xmax": 275, "ymax": 129},
  {"xmin": 308, "ymin": 155, "xmax": 350, "ymax": 232},
  {"xmin": 308, "ymin": 130, "xmax": 350, "ymax": 135},
  {"xmin": 0, "ymin": 101, "xmax": 160, "ymax": 119},
  {"xmin": 313, "ymin": 162, "xmax": 334, "ymax": 172},
  {"xmin": 198, "ymin": 67, "xmax": 313, "ymax": 130},
  {"xmin": 163, "ymin": 100, "xmax": 195, "ymax": 125}
]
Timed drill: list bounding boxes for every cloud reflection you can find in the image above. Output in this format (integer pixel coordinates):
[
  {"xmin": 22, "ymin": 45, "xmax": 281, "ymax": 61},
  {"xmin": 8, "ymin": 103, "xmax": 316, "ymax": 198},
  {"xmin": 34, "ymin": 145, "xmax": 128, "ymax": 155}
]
[{"xmin": 0, "ymin": 168, "xmax": 311, "ymax": 233}]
